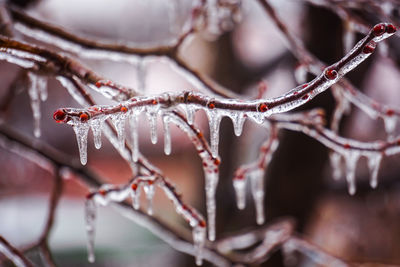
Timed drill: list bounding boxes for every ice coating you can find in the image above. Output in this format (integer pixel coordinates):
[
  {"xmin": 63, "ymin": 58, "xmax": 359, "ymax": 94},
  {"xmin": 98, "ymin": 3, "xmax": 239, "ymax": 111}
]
[
  {"xmin": 85, "ymin": 198, "xmax": 97, "ymax": 263},
  {"xmin": 250, "ymin": 169, "xmax": 265, "ymax": 225},
  {"xmin": 90, "ymin": 118, "xmax": 104, "ymax": 149},
  {"xmin": 73, "ymin": 123, "xmax": 90, "ymax": 165},
  {"xmin": 192, "ymin": 225, "xmax": 206, "ymax": 266},
  {"xmin": 206, "ymin": 109, "xmax": 222, "ymax": 158}
]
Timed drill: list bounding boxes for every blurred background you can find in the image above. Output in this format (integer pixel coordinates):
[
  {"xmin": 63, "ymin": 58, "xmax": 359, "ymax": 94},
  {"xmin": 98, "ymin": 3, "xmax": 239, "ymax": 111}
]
[{"xmin": 1, "ymin": 0, "xmax": 400, "ymax": 266}]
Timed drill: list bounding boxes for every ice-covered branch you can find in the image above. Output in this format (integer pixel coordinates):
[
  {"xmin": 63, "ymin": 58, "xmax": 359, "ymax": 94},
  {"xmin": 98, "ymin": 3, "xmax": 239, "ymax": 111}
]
[
  {"xmin": 0, "ymin": 236, "xmax": 33, "ymax": 267},
  {"xmin": 259, "ymin": 0, "xmax": 400, "ymax": 136},
  {"xmin": 282, "ymin": 235, "xmax": 349, "ymax": 266},
  {"xmin": 270, "ymin": 110, "xmax": 400, "ymax": 194},
  {"xmin": 232, "ymin": 124, "xmax": 279, "ymax": 225},
  {"xmin": 0, "ymin": 37, "xmax": 136, "ymax": 101},
  {"xmin": 215, "ymin": 219, "xmax": 294, "ymax": 264},
  {"xmin": 0, "ymin": 125, "xmax": 232, "ymax": 267}
]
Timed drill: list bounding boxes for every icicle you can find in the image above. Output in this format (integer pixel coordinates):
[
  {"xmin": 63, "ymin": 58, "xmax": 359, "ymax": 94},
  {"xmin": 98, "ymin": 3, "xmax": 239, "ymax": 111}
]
[
  {"xmin": 137, "ymin": 59, "xmax": 147, "ymax": 93},
  {"xmin": 85, "ymin": 198, "xmax": 97, "ymax": 263},
  {"xmin": 90, "ymin": 118, "xmax": 104, "ymax": 149},
  {"xmin": 192, "ymin": 225, "xmax": 206, "ymax": 266},
  {"xmin": 73, "ymin": 123, "xmax": 90, "ymax": 165},
  {"xmin": 204, "ymin": 170, "xmax": 219, "ymax": 241},
  {"xmin": 146, "ymin": 107, "xmax": 159, "ymax": 144},
  {"xmin": 163, "ymin": 115, "xmax": 172, "ymax": 155},
  {"xmin": 383, "ymin": 116, "xmax": 397, "ymax": 139},
  {"xmin": 143, "ymin": 183, "xmax": 155, "ymax": 215},
  {"xmin": 129, "ymin": 111, "xmax": 140, "ymax": 162},
  {"xmin": 233, "ymin": 178, "xmax": 246, "ymax": 209},
  {"xmin": 182, "ymin": 104, "xmax": 196, "ymax": 125},
  {"xmin": 130, "ymin": 184, "xmax": 141, "ymax": 210},
  {"xmin": 206, "ymin": 110, "xmax": 222, "ymax": 158},
  {"xmin": 27, "ymin": 72, "xmax": 41, "ymax": 138},
  {"xmin": 250, "ymin": 169, "xmax": 265, "ymax": 225},
  {"xmin": 230, "ymin": 112, "xmax": 245, "ymax": 137},
  {"xmin": 329, "ymin": 152, "xmax": 342, "ymax": 180},
  {"xmin": 344, "ymin": 152, "xmax": 359, "ymax": 195},
  {"xmin": 367, "ymin": 153, "xmax": 382, "ymax": 188},
  {"xmin": 247, "ymin": 112, "xmax": 265, "ymax": 125},
  {"xmin": 111, "ymin": 114, "xmax": 126, "ymax": 149},
  {"xmin": 37, "ymin": 75, "xmax": 48, "ymax": 101}
]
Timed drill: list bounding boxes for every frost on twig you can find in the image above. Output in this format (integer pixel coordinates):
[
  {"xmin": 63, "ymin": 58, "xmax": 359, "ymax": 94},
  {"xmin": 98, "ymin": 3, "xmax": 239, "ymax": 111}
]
[{"xmin": 85, "ymin": 174, "xmax": 207, "ymax": 265}]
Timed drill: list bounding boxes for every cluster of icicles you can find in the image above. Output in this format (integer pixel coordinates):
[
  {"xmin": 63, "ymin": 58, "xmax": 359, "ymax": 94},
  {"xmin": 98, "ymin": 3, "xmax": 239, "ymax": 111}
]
[
  {"xmin": 55, "ymin": 96, "xmax": 399, "ymax": 265},
  {"xmin": 85, "ymin": 176, "xmax": 206, "ymax": 265}
]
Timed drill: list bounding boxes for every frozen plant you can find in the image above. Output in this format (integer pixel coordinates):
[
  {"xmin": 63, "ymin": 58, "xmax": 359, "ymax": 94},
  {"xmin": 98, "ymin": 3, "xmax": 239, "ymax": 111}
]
[{"xmin": 0, "ymin": 0, "xmax": 400, "ymax": 266}]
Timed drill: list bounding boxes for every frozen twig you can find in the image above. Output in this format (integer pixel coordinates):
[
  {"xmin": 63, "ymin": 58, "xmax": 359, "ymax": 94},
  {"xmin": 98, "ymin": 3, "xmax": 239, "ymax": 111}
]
[{"xmin": 0, "ymin": 236, "xmax": 33, "ymax": 267}]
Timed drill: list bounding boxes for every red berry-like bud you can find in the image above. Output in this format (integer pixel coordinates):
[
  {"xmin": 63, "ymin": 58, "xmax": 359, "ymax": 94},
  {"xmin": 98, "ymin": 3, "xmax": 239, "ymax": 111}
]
[
  {"xmin": 258, "ymin": 103, "xmax": 268, "ymax": 112},
  {"xmin": 131, "ymin": 183, "xmax": 138, "ymax": 191},
  {"xmin": 386, "ymin": 109, "xmax": 394, "ymax": 116},
  {"xmin": 208, "ymin": 102, "xmax": 215, "ymax": 109},
  {"xmin": 302, "ymin": 94, "xmax": 309, "ymax": 100},
  {"xmin": 99, "ymin": 189, "xmax": 107, "ymax": 196},
  {"xmin": 363, "ymin": 43, "xmax": 376, "ymax": 54},
  {"xmin": 214, "ymin": 158, "xmax": 220, "ymax": 165},
  {"xmin": 302, "ymin": 83, "xmax": 308, "ymax": 89},
  {"xmin": 386, "ymin": 24, "xmax": 397, "ymax": 34},
  {"xmin": 79, "ymin": 112, "xmax": 89, "ymax": 122},
  {"xmin": 152, "ymin": 100, "xmax": 158, "ymax": 105},
  {"xmin": 95, "ymin": 81, "xmax": 102, "ymax": 88},
  {"xmin": 120, "ymin": 106, "xmax": 128, "ymax": 113},
  {"xmin": 236, "ymin": 174, "xmax": 244, "ymax": 180},
  {"xmin": 199, "ymin": 220, "xmax": 206, "ymax": 228},
  {"xmin": 325, "ymin": 69, "xmax": 338, "ymax": 80},
  {"xmin": 53, "ymin": 109, "xmax": 66, "ymax": 123},
  {"xmin": 344, "ymin": 143, "xmax": 351, "ymax": 149},
  {"xmin": 373, "ymin": 24, "xmax": 386, "ymax": 36}
]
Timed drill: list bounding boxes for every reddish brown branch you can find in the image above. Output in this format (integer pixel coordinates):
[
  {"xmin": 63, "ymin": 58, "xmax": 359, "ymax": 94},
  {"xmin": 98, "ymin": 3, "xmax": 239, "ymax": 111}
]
[{"xmin": 0, "ymin": 235, "xmax": 34, "ymax": 267}]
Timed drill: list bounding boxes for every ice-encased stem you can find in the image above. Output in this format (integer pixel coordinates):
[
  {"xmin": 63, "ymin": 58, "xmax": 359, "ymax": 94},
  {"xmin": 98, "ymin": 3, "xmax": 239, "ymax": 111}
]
[
  {"xmin": 250, "ymin": 169, "xmax": 265, "ymax": 225},
  {"xmin": 163, "ymin": 115, "xmax": 171, "ymax": 155},
  {"xmin": 204, "ymin": 170, "xmax": 219, "ymax": 241},
  {"xmin": 73, "ymin": 123, "xmax": 90, "ymax": 165},
  {"xmin": 206, "ymin": 110, "xmax": 222, "ymax": 158},
  {"xmin": 233, "ymin": 178, "xmax": 246, "ymax": 209},
  {"xmin": 367, "ymin": 153, "xmax": 382, "ymax": 188},
  {"xmin": 192, "ymin": 225, "xmax": 206, "ymax": 266},
  {"xmin": 85, "ymin": 198, "xmax": 97, "ymax": 263}
]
